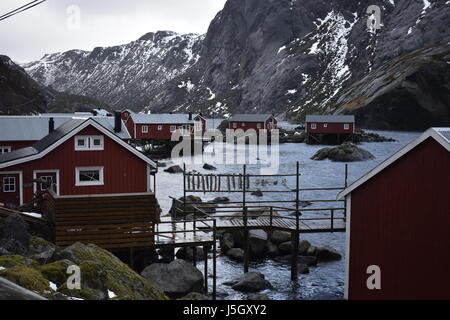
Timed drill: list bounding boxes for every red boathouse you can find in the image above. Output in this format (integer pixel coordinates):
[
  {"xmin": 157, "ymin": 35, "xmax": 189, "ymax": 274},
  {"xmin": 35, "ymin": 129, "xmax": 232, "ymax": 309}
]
[
  {"xmin": 338, "ymin": 128, "xmax": 450, "ymax": 300},
  {"xmin": 305, "ymin": 115, "xmax": 355, "ymax": 144},
  {"xmin": 228, "ymin": 114, "xmax": 277, "ymax": 132}
]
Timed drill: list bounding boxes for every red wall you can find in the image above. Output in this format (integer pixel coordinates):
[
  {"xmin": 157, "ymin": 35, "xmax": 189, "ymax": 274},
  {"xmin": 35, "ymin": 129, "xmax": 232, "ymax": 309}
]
[
  {"xmin": 307, "ymin": 122, "xmax": 354, "ymax": 134},
  {"xmin": 229, "ymin": 117, "xmax": 278, "ymax": 131},
  {"xmin": 0, "ymin": 125, "xmax": 149, "ymax": 205},
  {"xmin": 348, "ymin": 138, "xmax": 450, "ymax": 300},
  {"xmin": 0, "ymin": 140, "xmax": 37, "ymax": 151}
]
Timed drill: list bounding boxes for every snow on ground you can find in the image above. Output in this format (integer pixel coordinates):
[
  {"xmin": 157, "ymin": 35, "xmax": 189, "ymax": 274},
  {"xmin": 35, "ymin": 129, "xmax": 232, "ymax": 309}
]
[
  {"xmin": 108, "ymin": 290, "xmax": 117, "ymax": 299},
  {"xmin": 21, "ymin": 212, "xmax": 42, "ymax": 219}
]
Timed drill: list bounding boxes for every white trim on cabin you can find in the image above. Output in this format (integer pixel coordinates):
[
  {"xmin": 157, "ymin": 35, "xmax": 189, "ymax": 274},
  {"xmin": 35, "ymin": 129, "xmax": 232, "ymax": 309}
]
[
  {"xmin": 32, "ymin": 170, "xmax": 60, "ymax": 195},
  {"xmin": 74, "ymin": 135, "xmax": 104, "ymax": 151},
  {"xmin": 0, "ymin": 171, "xmax": 23, "ymax": 205},
  {"xmin": 0, "ymin": 119, "xmax": 157, "ymax": 170},
  {"xmin": 75, "ymin": 166, "xmax": 104, "ymax": 187},
  {"xmin": 337, "ymin": 128, "xmax": 450, "ymax": 200},
  {"xmin": 344, "ymin": 194, "xmax": 352, "ymax": 300},
  {"xmin": 0, "ymin": 146, "xmax": 11, "ymax": 154}
]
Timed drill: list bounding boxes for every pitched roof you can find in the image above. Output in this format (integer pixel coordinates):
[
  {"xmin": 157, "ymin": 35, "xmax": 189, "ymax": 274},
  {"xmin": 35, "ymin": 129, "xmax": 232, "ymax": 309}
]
[
  {"xmin": 229, "ymin": 114, "xmax": 274, "ymax": 122},
  {"xmin": 0, "ymin": 116, "xmax": 131, "ymax": 141},
  {"xmin": 306, "ymin": 115, "xmax": 355, "ymax": 123},
  {"xmin": 337, "ymin": 128, "xmax": 450, "ymax": 200},
  {"xmin": 0, "ymin": 118, "xmax": 156, "ymax": 169},
  {"xmin": 131, "ymin": 113, "xmax": 198, "ymax": 124}
]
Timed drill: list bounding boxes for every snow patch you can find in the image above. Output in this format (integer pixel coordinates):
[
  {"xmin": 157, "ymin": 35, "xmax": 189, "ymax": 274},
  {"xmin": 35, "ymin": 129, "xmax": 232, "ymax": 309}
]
[{"xmin": 108, "ymin": 290, "xmax": 117, "ymax": 299}]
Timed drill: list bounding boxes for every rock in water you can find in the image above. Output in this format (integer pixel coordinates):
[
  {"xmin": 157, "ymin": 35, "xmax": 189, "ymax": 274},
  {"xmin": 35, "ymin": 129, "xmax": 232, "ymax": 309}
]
[
  {"xmin": 226, "ymin": 248, "xmax": 244, "ymax": 262},
  {"xmin": 311, "ymin": 143, "xmax": 375, "ymax": 162},
  {"xmin": 251, "ymin": 189, "xmax": 264, "ymax": 197},
  {"xmin": 315, "ymin": 246, "xmax": 342, "ymax": 261},
  {"xmin": 176, "ymin": 247, "xmax": 205, "ymax": 262},
  {"xmin": 164, "ymin": 165, "xmax": 184, "ymax": 174},
  {"xmin": 270, "ymin": 231, "xmax": 292, "ymax": 244},
  {"xmin": 141, "ymin": 260, "xmax": 204, "ymax": 297},
  {"xmin": 203, "ymin": 163, "xmax": 217, "ymax": 170},
  {"xmin": 228, "ymin": 272, "xmax": 273, "ymax": 293},
  {"xmin": 247, "ymin": 293, "xmax": 271, "ymax": 300},
  {"xmin": 58, "ymin": 242, "xmax": 167, "ymax": 300},
  {"xmin": 219, "ymin": 233, "xmax": 235, "ymax": 253}
]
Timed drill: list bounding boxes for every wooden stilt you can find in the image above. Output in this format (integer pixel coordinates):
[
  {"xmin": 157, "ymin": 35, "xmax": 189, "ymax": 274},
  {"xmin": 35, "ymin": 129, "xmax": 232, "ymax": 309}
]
[
  {"xmin": 291, "ymin": 161, "xmax": 300, "ymax": 281},
  {"xmin": 203, "ymin": 245, "xmax": 208, "ymax": 295},
  {"xmin": 212, "ymin": 220, "xmax": 217, "ymax": 300},
  {"xmin": 193, "ymin": 246, "xmax": 197, "ymax": 267}
]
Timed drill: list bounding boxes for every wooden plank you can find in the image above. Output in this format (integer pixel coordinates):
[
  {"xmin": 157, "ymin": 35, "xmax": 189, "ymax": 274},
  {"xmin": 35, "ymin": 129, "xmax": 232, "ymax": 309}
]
[{"xmin": 55, "ymin": 222, "xmax": 153, "ymax": 230}]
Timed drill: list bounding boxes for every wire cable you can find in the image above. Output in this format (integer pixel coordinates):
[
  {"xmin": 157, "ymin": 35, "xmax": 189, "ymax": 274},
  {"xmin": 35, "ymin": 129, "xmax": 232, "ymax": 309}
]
[{"xmin": 0, "ymin": 0, "xmax": 47, "ymax": 22}]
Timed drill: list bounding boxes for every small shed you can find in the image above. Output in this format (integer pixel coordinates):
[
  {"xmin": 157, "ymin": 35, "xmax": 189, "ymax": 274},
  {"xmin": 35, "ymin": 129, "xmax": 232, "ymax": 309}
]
[
  {"xmin": 338, "ymin": 128, "xmax": 450, "ymax": 300},
  {"xmin": 228, "ymin": 114, "xmax": 277, "ymax": 132},
  {"xmin": 305, "ymin": 115, "xmax": 355, "ymax": 144}
]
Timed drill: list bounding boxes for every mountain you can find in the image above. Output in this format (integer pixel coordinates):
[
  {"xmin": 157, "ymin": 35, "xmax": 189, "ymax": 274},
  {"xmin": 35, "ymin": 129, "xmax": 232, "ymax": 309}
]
[
  {"xmin": 0, "ymin": 55, "xmax": 112, "ymax": 115},
  {"xmin": 23, "ymin": 0, "xmax": 450, "ymax": 129}
]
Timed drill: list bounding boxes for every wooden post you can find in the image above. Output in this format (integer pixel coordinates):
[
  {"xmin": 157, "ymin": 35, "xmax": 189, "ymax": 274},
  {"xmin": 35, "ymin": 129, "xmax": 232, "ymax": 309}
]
[
  {"xmin": 243, "ymin": 205, "xmax": 249, "ymax": 273},
  {"xmin": 270, "ymin": 206, "xmax": 273, "ymax": 228},
  {"xmin": 331, "ymin": 209, "xmax": 334, "ymax": 232},
  {"xmin": 193, "ymin": 247, "xmax": 197, "ymax": 267},
  {"xmin": 212, "ymin": 220, "xmax": 217, "ymax": 300},
  {"xmin": 183, "ymin": 163, "xmax": 187, "ymax": 238},
  {"xmin": 291, "ymin": 161, "xmax": 300, "ymax": 281},
  {"xmin": 344, "ymin": 164, "xmax": 348, "ymax": 221},
  {"xmin": 203, "ymin": 245, "xmax": 208, "ymax": 295}
]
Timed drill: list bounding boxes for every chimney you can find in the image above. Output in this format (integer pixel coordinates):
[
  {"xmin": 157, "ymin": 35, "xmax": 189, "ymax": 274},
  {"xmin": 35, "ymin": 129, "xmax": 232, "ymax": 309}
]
[
  {"xmin": 49, "ymin": 118, "xmax": 55, "ymax": 134},
  {"xmin": 114, "ymin": 111, "xmax": 122, "ymax": 133},
  {"xmin": 189, "ymin": 112, "xmax": 192, "ymax": 121}
]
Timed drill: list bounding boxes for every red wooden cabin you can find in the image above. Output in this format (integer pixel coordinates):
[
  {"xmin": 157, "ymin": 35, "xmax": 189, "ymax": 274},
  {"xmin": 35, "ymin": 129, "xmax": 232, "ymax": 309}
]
[
  {"xmin": 0, "ymin": 114, "xmax": 130, "ymax": 153},
  {"xmin": 228, "ymin": 114, "xmax": 277, "ymax": 132},
  {"xmin": 305, "ymin": 115, "xmax": 355, "ymax": 144},
  {"xmin": 0, "ymin": 118, "xmax": 157, "ymax": 208},
  {"xmin": 338, "ymin": 128, "xmax": 450, "ymax": 300},
  {"xmin": 124, "ymin": 112, "xmax": 206, "ymax": 141}
]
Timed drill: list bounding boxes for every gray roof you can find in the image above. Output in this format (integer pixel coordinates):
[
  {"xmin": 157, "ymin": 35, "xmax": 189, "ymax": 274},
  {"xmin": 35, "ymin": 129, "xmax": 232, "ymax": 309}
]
[
  {"xmin": 0, "ymin": 119, "xmax": 86, "ymax": 164},
  {"xmin": 435, "ymin": 128, "xmax": 450, "ymax": 145},
  {"xmin": 306, "ymin": 115, "xmax": 355, "ymax": 123},
  {"xmin": 229, "ymin": 114, "xmax": 274, "ymax": 122},
  {"xmin": 0, "ymin": 116, "xmax": 131, "ymax": 141},
  {"xmin": 131, "ymin": 113, "xmax": 198, "ymax": 124}
]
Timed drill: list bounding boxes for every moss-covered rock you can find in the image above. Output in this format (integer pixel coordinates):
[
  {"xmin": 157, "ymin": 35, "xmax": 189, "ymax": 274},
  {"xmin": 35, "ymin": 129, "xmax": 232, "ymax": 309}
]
[
  {"xmin": 28, "ymin": 236, "xmax": 59, "ymax": 264},
  {"xmin": 0, "ymin": 265, "xmax": 51, "ymax": 296},
  {"xmin": 38, "ymin": 259, "xmax": 74, "ymax": 287},
  {"xmin": 0, "ymin": 255, "xmax": 38, "ymax": 268},
  {"xmin": 59, "ymin": 242, "xmax": 168, "ymax": 300},
  {"xmin": 311, "ymin": 143, "xmax": 375, "ymax": 162}
]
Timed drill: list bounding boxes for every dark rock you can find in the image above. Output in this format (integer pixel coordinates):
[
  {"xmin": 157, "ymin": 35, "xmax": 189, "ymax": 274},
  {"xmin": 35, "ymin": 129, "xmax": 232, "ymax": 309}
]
[
  {"xmin": 270, "ymin": 231, "xmax": 291, "ymax": 245},
  {"xmin": 211, "ymin": 197, "xmax": 230, "ymax": 204},
  {"xmin": 315, "ymin": 246, "xmax": 342, "ymax": 261},
  {"xmin": 179, "ymin": 292, "xmax": 210, "ymax": 300},
  {"xmin": 0, "ymin": 276, "xmax": 47, "ymax": 300},
  {"xmin": 248, "ymin": 230, "xmax": 267, "ymax": 257},
  {"xmin": 311, "ymin": 143, "xmax": 375, "ymax": 162},
  {"xmin": 157, "ymin": 162, "xmax": 167, "ymax": 168},
  {"xmin": 0, "ymin": 215, "xmax": 30, "ymax": 250},
  {"xmin": 141, "ymin": 260, "xmax": 204, "ymax": 297},
  {"xmin": 203, "ymin": 163, "xmax": 217, "ymax": 171},
  {"xmin": 274, "ymin": 255, "xmax": 318, "ymax": 267},
  {"xmin": 176, "ymin": 247, "xmax": 205, "ymax": 262},
  {"xmin": 28, "ymin": 237, "xmax": 59, "ymax": 265},
  {"xmin": 305, "ymin": 245, "xmax": 317, "ymax": 257},
  {"xmin": 226, "ymin": 248, "xmax": 244, "ymax": 262},
  {"xmin": 265, "ymin": 240, "xmax": 279, "ymax": 257},
  {"xmin": 219, "ymin": 233, "xmax": 235, "ymax": 253},
  {"xmin": 251, "ymin": 189, "xmax": 263, "ymax": 197},
  {"xmin": 170, "ymin": 195, "xmax": 204, "ymax": 220},
  {"xmin": 297, "ymin": 264, "xmax": 310, "ymax": 275},
  {"xmin": 157, "ymin": 247, "xmax": 175, "ymax": 263},
  {"xmin": 0, "ymin": 239, "xmax": 28, "ymax": 256},
  {"xmin": 229, "ymin": 272, "xmax": 273, "ymax": 293},
  {"xmin": 247, "ymin": 293, "xmax": 270, "ymax": 300},
  {"xmin": 164, "ymin": 165, "xmax": 184, "ymax": 174}
]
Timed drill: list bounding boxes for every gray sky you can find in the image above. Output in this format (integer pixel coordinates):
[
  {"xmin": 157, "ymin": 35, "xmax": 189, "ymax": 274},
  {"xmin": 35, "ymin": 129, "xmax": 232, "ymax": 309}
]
[{"xmin": 0, "ymin": 0, "xmax": 226, "ymax": 63}]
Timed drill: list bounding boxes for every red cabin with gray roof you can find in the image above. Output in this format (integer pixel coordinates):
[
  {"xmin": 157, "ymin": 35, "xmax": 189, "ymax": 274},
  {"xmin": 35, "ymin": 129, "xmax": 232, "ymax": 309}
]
[
  {"xmin": 0, "ymin": 118, "xmax": 157, "ymax": 208},
  {"xmin": 228, "ymin": 114, "xmax": 277, "ymax": 132},
  {"xmin": 337, "ymin": 128, "xmax": 450, "ymax": 300},
  {"xmin": 306, "ymin": 115, "xmax": 355, "ymax": 134}
]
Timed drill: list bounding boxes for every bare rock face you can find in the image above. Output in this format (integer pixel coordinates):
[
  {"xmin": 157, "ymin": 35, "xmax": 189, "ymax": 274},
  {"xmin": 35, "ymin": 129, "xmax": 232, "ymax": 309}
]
[
  {"xmin": 22, "ymin": 0, "xmax": 450, "ymax": 130},
  {"xmin": 311, "ymin": 143, "xmax": 375, "ymax": 162}
]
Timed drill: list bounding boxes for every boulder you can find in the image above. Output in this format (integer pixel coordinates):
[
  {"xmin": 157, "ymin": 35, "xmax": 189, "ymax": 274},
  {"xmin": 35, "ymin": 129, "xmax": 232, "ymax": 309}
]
[
  {"xmin": 297, "ymin": 264, "xmax": 310, "ymax": 275},
  {"xmin": 0, "ymin": 255, "xmax": 38, "ymax": 269},
  {"xmin": 315, "ymin": 246, "xmax": 342, "ymax": 261},
  {"xmin": 157, "ymin": 247, "xmax": 175, "ymax": 263},
  {"xmin": 305, "ymin": 245, "xmax": 317, "ymax": 256},
  {"xmin": 176, "ymin": 247, "xmax": 205, "ymax": 262},
  {"xmin": 28, "ymin": 236, "xmax": 59, "ymax": 265},
  {"xmin": 0, "ymin": 215, "xmax": 30, "ymax": 254},
  {"xmin": 278, "ymin": 240, "xmax": 311, "ymax": 255},
  {"xmin": 265, "ymin": 241, "xmax": 279, "ymax": 257},
  {"xmin": 164, "ymin": 165, "xmax": 184, "ymax": 174},
  {"xmin": 211, "ymin": 197, "xmax": 230, "ymax": 204},
  {"xmin": 38, "ymin": 259, "xmax": 75, "ymax": 287},
  {"xmin": 0, "ymin": 239, "xmax": 28, "ymax": 256},
  {"xmin": 0, "ymin": 276, "xmax": 47, "ymax": 300},
  {"xmin": 251, "ymin": 189, "xmax": 263, "ymax": 197},
  {"xmin": 141, "ymin": 260, "xmax": 204, "ymax": 297},
  {"xmin": 311, "ymin": 143, "xmax": 375, "ymax": 162},
  {"xmin": 227, "ymin": 272, "xmax": 273, "ymax": 293},
  {"xmin": 248, "ymin": 230, "xmax": 267, "ymax": 257},
  {"xmin": 270, "ymin": 230, "xmax": 291, "ymax": 244},
  {"xmin": 273, "ymin": 255, "xmax": 318, "ymax": 267},
  {"xmin": 226, "ymin": 248, "xmax": 244, "ymax": 262},
  {"xmin": 170, "ymin": 195, "xmax": 204, "ymax": 220},
  {"xmin": 203, "ymin": 163, "xmax": 217, "ymax": 171},
  {"xmin": 247, "ymin": 293, "xmax": 271, "ymax": 300},
  {"xmin": 0, "ymin": 265, "xmax": 51, "ymax": 297},
  {"xmin": 59, "ymin": 242, "xmax": 167, "ymax": 300},
  {"xmin": 219, "ymin": 233, "xmax": 235, "ymax": 253}
]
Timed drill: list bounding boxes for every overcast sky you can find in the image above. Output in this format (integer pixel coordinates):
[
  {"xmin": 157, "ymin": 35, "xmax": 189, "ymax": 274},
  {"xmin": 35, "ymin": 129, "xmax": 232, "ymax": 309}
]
[{"xmin": 0, "ymin": 0, "xmax": 226, "ymax": 63}]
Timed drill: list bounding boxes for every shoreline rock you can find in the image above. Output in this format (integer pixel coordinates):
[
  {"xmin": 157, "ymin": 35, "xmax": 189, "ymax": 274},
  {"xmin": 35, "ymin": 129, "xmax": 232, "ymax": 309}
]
[{"xmin": 311, "ymin": 142, "xmax": 375, "ymax": 162}]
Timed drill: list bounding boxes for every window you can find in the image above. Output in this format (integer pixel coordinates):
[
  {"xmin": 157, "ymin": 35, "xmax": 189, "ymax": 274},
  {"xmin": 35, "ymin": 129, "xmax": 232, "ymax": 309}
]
[
  {"xmin": 158, "ymin": 125, "xmax": 163, "ymax": 131},
  {"xmin": 75, "ymin": 136, "xmax": 104, "ymax": 151},
  {"xmin": 39, "ymin": 176, "xmax": 53, "ymax": 191},
  {"xmin": 233, "ymin": 123, "xmax": 237, "ymax": 129},
  {"xmin": 323, "ymin": 123, "xmax": 328, "ymax": 128},
  {"xmin": 311, "ymin": 123, "xmax": 317, "ymax": 130},
  {"xmin": 194, "ymin": 121, "xmax": 202, "ymax": 132},
  {"xmin": 170, "ymin": 125, "xmax": 177, "ymax": 133},
  {"xmin": 0, "ymin": 147, "xmax": 11, "ymax": 154},
  {"xmin": 257, "ymin": 123, "xmax": 262, "ymax": 129},
  {"xmin": 2, "ymin": 177, "xmax": 16, "ymax": 192},
  {"xmin": 142, "ymin": 126, "xmax": 149, "ymax": 133},
  {"xmin": 344, "ymin": 124, "xmax": 350, "ymax": 130},
  {"xmin": 75, "ymin": 167, "xmax": 104, "ymax": 186}
]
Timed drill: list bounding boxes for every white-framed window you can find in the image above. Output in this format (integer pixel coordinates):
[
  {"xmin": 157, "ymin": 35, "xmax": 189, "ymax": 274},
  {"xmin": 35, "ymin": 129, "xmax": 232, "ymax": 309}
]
[
  {"xmin": 233, "ymin": 123, "xmax": 237, "ymax": 129},
  {"xmin": 194, "ymin": 121, "xmax": 202, "ymax": 132},
  {"xmin": 39, "ymin": 176, "xmax": 53, "ymax": 192},
  {"xmin": 0, "ymin": 146, "xmax": 11, "ymax": 154},
  {"xmin": 75, "ymin": 167, "xmax": 104, "ymax": 186},
  {"xmin": 323, "ymin": 123, "xmax": 328, "ymax": 128},
  {"xmin": 2, "ymin": 176, "xmax": 16, "ymax": 192},
  {"xmin": 157, "ymin": 125, "xmax": 163, "ymax": 131},
  {"xmin": 257, "ymin": 123, "xmax": 262, "ymax": 129},
  {"xmin": 311, "ymin": 123, "xmax": 317, "ymax": 129},
  {"xmin": 170, "ymin": 125, "xmax": 177, "ymax": 133},
  {"xmin": 142, "ymin": 125, "xmax": 149, "ymax": 133},
  {"xmin": 75, "ymin": 136, "xmax": 104, "ymax": 151},
  {"xmin": 344, "ymin": 124, "xmax": 350, "ymax": 130},
  {"xmin": 242, "ymin": 123, "xmax": 246, "ymax": 127}
]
